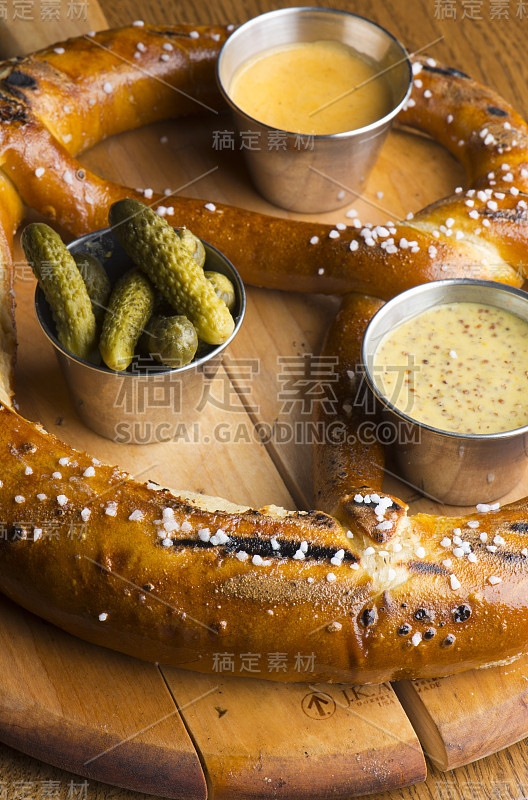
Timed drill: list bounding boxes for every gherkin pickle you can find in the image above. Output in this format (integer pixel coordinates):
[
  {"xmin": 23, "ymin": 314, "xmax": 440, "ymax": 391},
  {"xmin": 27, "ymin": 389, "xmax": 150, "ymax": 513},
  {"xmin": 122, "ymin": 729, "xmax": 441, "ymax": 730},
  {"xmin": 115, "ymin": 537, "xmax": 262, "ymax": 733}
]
[
  {"xmin": 21, "ymin": 222, "xmax": 97, "ymax": 361},
  {"xmin": 140, "ymin": 315, "xmax": 198, "ymax": 368},
  {"xmin": 204, "ymin": 271, "xmax": 236, "ymax": 312},
  {"xmin": 178, "ymin": 228, "xmax": 206, "ymax": 268},
  {"xmin": 109, "ymin": 199, "xmax": 235, "ymax": 345},
  {"xmin": 99, "ymin": 268, "xmax": 155, "ymax": 371},
  {"xmin": 73, "ymin": 252, "xmax": 111, "ymax": 327}
]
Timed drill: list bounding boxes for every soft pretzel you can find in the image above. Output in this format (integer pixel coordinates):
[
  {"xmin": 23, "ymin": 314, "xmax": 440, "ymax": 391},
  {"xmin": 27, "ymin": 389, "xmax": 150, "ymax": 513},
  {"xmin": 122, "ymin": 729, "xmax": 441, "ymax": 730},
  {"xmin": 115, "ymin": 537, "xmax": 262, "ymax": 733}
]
[{"xmin": 1, "ymin": 24, "xmax": 528, "ymax": 684}]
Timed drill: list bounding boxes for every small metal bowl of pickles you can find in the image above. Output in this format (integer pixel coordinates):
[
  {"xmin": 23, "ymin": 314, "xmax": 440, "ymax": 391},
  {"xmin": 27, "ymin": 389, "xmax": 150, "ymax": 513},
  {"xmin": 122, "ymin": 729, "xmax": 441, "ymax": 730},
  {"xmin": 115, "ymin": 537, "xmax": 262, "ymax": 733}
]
[{"xmin": 32, "ymin": 201, "xmax": 246, "ymax": 444}]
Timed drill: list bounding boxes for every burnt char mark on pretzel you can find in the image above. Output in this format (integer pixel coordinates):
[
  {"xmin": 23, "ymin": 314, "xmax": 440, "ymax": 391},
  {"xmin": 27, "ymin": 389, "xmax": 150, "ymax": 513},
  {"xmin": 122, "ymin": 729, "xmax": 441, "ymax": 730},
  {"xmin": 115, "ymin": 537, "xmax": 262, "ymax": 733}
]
[
  {"xmin": 1, "ymin": 70, "xmax": 37, "ymax": 103},
  {"xmin": 492, "ymin": 549, "xmax": 528, "ymax": 563},
  {"xmin": 422, "ymin": 63, "xmax": 470, "ymax": 79},
  {"xmin": 4, "ymin": 70, "xmax": 37, "ymax": 89},
  {"xmin": 488, "ymin": 105, "xmax": 508, "ymax": 116},
  {"xmin": 169, "ymin": 535, "xmax": 359, "ymax": 563},
  {"xmin": 0, "ymin": 94, "xmax": 27, "ymax": 124},
  {"xmin": 511, "ymin": 522, "xmax": 528, "ymax": 532},
  {"xmin": 408, "ymin": 561, "xmax": 449, "ymax": 576}
]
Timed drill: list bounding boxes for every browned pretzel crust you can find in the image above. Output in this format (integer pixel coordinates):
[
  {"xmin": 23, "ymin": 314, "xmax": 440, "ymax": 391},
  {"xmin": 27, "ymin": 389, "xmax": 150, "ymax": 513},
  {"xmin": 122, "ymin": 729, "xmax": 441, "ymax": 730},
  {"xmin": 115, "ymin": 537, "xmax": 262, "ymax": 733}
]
[{"xmin": 0, "ymin": 25, "xmax": 528, "ymax": 683}]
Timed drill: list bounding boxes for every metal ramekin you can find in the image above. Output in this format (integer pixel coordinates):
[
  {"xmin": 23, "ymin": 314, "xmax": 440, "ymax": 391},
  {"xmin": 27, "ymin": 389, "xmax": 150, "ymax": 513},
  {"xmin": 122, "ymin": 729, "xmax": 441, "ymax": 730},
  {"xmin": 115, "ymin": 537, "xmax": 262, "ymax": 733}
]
[
  {"xmin": 361, "ymin": 280, "xmax": 528, "ymax": 506},
  {"xmin": 35, "ymin": 227, "xmax": 246, "ymax": 445},
  {"xmin": 217, "ymin": 7, "xmax": 412, "ymax": 213}
]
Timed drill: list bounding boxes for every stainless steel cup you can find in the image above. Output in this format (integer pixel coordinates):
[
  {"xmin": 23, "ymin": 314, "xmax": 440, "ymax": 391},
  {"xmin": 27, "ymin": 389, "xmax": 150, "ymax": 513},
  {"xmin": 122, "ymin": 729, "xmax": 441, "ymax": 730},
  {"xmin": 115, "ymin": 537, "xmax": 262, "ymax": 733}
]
[
  {"xmin": 35, "ymin": 227, "xmax": 245, "ymax": 445},
  {"xmin": 361, "ymin": 280, "xmax": 528, "ymax": 506},
  {"xmin": 217, "ymin": 7, "xmax": 412, "ymax": 213}
]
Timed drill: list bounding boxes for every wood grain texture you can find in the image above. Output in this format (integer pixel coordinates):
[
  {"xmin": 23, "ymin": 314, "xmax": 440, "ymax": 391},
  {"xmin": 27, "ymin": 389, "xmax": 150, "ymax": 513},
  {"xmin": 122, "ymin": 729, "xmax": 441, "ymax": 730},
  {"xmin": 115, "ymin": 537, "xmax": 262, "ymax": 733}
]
[
  {"xmin": 0, "ymin": 594, "xmax": 206, "ymax": 798},
  {"xmin": 2, "ymin": 0, "xmax": 528, "ymax": 799},
  {"xmin": 394, "ymin": 657, "xmax": 528, "ymax": 771},
  {"xmin": 161, "ymin": 668, "xmax": 425, "ymax": 800}
]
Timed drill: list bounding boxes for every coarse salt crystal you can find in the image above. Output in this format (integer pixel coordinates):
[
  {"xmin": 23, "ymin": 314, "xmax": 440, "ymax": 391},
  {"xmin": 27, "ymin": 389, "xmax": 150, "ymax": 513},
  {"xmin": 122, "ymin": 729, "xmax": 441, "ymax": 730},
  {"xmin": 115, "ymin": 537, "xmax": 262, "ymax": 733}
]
[
  {"xmin": 105, "ymin": 502, "xmax": 118, "ymax": 516},
  {"xmin": 54, "ymin": 47, "xmax": 65, "ymax": 54},
  {"xmin": 37, "ymin": 493, "xmax": 46, "ymax": 501},
  {"xmin": 83, "ymin": 466, "xmax": 95, "ymax": 477},
  {"xmin": 52, "ymin": 472, "xmax": 62, "ymax": 479},
  {"xmin": 488, "ymin": 575, "xmax": 501, "ymax": 585},
  {"xmin": 103, "ymin": 82, "xmax": 113, "ymax": 94},
  {"xmin": 98, "ymin": 612, "xmax": 108, "ymax": 621},
  {"xmin": 450, "ymin": 575, "xmax": 461, "ymax": 590},
  {"xmin": 349, "ymin": 240, "xmax": 358, "ymax": 251},
  {"xmin": 35, "ymin": 167, "xmax": 45, "ymax": 178},
  {"xmin": 25, "ymin": 466, "xmax": 33, "ymax": 475},
  {"xmin": 236, "ymin": 550, "xmax": 249, "ymax": 561},
  {"xmin": 310, "ymin": 236, "xmax": 319, "ymax": 245},
  {"xmin": 57, "ymin": 495, "xmax": 68, "ymax": 506},
  {"xmin": 14, "ymin": 495, "xmax": 25, "ymax": 504},
  {"xmin": 329, "ymin": 230, "xmax": 340, "ymax": 239},
  {"xmin": 412, "ymin": 632, "xmax": 422, "ymax": 646},
  {"xmin": 129, "ymin": 510, "xmax": 144, "ymax": 522},
  {"xmin": 326, "ymin": 572, "xmax": 336, "ymax": 582}
]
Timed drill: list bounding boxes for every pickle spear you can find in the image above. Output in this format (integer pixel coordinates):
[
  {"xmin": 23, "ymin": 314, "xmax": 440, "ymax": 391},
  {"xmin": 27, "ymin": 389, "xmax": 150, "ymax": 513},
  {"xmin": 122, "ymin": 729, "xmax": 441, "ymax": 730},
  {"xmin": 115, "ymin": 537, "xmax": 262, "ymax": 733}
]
[
  {"xmin": 109, "ymin": 199, "xmax": 235, "ymax": 345},
  {"xmin": 21, "ymin": 223, "xmax": 97, "ymax": 361}
]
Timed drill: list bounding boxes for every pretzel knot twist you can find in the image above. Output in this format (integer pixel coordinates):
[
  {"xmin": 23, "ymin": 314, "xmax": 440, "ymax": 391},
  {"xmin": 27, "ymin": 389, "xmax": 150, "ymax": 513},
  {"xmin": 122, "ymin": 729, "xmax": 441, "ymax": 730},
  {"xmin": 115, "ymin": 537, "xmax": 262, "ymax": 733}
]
[{"xmin": 0, "ymin": 24, "xmax": 528, "ymax": 684}]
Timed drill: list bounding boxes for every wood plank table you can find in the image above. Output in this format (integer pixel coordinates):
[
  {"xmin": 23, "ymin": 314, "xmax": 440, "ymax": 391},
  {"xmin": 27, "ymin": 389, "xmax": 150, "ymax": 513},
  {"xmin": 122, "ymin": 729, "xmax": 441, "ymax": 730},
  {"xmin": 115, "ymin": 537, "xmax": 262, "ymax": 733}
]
[{"xmin": 2, "ymin": 0, "xmax": 528, "ymax": 798}]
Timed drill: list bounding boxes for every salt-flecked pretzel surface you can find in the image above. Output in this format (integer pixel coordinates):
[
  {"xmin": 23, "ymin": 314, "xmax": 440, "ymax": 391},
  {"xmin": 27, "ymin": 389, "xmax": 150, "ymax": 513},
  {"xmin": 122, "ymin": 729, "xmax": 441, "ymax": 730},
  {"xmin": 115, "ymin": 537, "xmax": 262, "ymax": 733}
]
[{"xmin": 0, "ymin": 24, "xmax": 528, "ymax": 684}]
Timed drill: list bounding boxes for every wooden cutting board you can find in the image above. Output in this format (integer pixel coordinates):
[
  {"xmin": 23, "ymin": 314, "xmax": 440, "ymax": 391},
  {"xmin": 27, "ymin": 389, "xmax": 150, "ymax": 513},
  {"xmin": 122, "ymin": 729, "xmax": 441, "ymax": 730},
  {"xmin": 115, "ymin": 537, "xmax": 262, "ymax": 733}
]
[{"xmin": 2, "ymin": 4, "xmax": 528, "ymax": 800}]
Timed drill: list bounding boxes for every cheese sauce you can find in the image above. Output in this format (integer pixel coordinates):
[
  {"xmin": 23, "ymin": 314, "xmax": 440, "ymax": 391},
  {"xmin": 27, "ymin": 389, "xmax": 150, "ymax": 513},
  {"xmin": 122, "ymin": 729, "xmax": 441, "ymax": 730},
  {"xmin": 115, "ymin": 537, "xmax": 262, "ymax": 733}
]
[
  {"xmin": 372, "ymin": 302, "xmax": 528, "ymax": 434},
  {"xmin": 229, "ymin": 40, "xmax": 393, "ymax": 135}
]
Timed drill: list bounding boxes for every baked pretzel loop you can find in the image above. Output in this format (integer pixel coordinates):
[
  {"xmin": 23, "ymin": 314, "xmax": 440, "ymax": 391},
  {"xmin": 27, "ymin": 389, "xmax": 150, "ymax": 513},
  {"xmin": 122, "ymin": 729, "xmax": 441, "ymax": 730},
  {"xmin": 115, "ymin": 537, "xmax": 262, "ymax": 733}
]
[{"xmin": 0, "ymin": 25, "xmax": 527, "ymax": 683}]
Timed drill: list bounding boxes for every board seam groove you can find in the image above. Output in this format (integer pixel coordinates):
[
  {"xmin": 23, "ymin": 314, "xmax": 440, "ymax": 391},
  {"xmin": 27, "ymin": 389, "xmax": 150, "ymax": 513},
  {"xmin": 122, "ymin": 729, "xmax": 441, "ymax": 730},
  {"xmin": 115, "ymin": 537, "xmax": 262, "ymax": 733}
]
[
  {"xmin": 223, "ymin": 358, "xmax": 311, "ymax": 510},
  {"xmin": 158, "ymin": 666, "xmax": 213, "ymax": 799}
]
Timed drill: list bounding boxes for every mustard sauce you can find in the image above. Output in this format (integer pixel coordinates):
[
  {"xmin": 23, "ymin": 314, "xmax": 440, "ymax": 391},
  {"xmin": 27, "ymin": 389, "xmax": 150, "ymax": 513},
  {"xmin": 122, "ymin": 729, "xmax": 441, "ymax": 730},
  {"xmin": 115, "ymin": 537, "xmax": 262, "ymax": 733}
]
[
  {"xmin": 372, "ymin": 302, "xmax": 528, "ymax": 434},
  {"xmin": 229, "ymin": 40, "xmax": 393, "ymax": 135}
]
